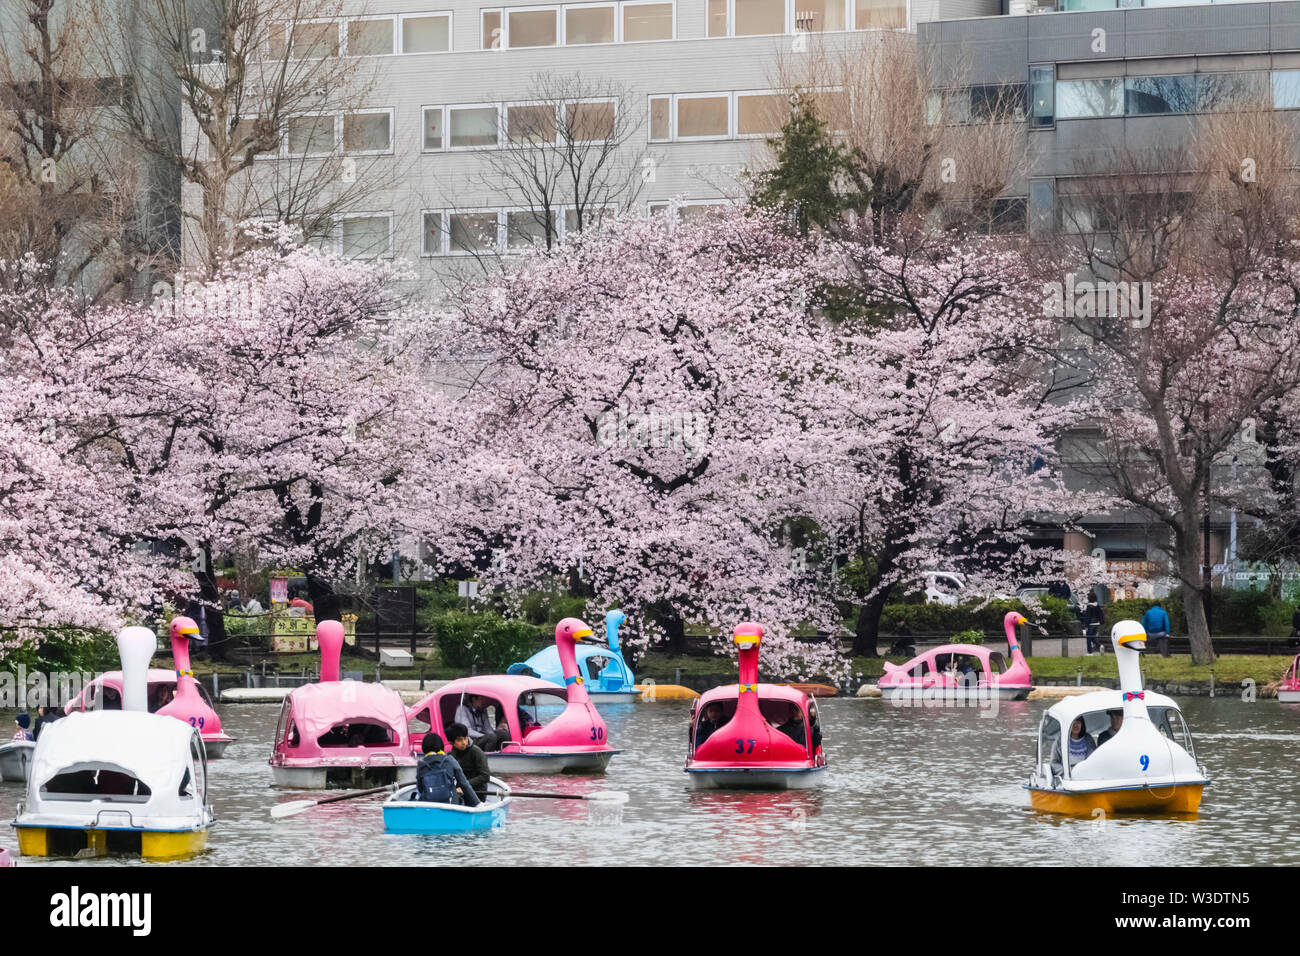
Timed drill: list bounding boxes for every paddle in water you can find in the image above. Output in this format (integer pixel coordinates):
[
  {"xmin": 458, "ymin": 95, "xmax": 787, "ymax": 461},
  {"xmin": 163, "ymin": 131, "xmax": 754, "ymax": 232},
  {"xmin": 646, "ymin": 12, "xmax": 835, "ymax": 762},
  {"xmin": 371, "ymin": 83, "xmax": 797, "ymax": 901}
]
[
  {"xmin": 271, "ymin": 783, "xmax": 396, "ymax": 819},
  {"xmin": 508, "ymin": 790, "xmax": 629, "ymax": 802}
]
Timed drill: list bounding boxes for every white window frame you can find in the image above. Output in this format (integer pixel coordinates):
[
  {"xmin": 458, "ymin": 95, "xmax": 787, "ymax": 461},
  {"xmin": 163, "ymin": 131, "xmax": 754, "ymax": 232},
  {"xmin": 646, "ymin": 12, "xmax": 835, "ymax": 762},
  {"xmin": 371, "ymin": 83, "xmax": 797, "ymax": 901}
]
[
  {"xmin": 446, "ymin": 103, "xmax": 504, "ymax": 150},
  {"xmin": 342, "ymin": 107, "xmax": 395, "ymax": 155},
  {"xmin": 337, "ymin": 211, "xmax": 395, "ymax": 260},
  {"xmin": 647, "ymin": 94, "xmax": 673, "ymax": 143},
  {"xmin": 286, "ymin": 17, "xmax": 343, "ymax": 59},
  {"xmin": 284, "ymin": 112, "xmax": 340, "ymax": 158},
  {"xmin": 421, "ymin": 209, "xmax": 447, "ymax": 256},
  {"xmin": 647, "ymin": 198, "xmax": 731, "ymax": 228},
  {"xmin": 421, "ymin": 105, "xmax": 448, "ymax": 152},
  {"xmin": 504, "ymin": 206, "xmax": 557, "ymax": 251},
  {"xmin": 734, "ymin": 89, "xmax": 793, "ymax": 139},
  {"xmin": 560, "ymin": 203, "xmax": 617, "ymax": 241},
  {"xmin": 399, "ymin": 11, "xmax": 454, "ymax": 54},
  {"xmin": 562, "ymin": 2, "xmax": 618, "ymax": 45},
  {"xmin": 710, "ymin": 0, "xmax": 789, "ymax": 38},
  {"xmin": 651, "ymin": 92, "xmax": 733, "ymax": 142},
  {"xmin": 850, "ymin": 0, "xmax": 909, "ymax": 31},
  {"xmin": 504, "ymin": 100, "xmax": 561, "ymax": 147},
  {"xmin": 791, "ymin": 0, "xmax": 850, "ymax": 34},
  {"xmin": 342, "ymin": 15, "xmax": 396, "ymax": 56},
  {"xmin": 482, "ymin": 8, "xmax": 504, "ymax": 49},
  {"xmin": 444, "ymin": 208, "xmax": 506, "ymax": 256},
  {"xmin": 620, "ymin": 0, "xmax": 676, "ymax": 42},
  {"xmin": 563, "ymin": 97, "xmax": 618, "ymax": 143},
  {"xmin": 503, "ymin": 5, "xmax": 561, "ymax": 48}
]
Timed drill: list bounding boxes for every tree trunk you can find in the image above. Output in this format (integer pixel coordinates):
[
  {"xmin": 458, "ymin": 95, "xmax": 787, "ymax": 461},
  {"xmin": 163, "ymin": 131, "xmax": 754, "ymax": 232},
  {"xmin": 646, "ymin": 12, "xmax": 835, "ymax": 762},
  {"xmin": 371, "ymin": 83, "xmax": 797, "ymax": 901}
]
[
  {"xmin": 195, "ymin": 548, "xmax": 228, "ymax": 662},
  {"xmin": 852, "ymin": 589, "xmax": 887, "ymax": 657},
  {"xmin": 648, "ymin": 602, "xmax": 687, "ymax": 655},
  {"xmin": 1176, "ymin": 526, "xmax": 1215, "ymax": 664}
]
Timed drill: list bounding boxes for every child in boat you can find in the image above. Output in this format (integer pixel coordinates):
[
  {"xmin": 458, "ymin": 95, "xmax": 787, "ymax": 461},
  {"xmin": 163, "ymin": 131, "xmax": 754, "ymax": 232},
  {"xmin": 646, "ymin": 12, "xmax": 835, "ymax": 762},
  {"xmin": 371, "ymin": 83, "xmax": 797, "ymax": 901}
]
[
  {"xmin": 447, "ymin": 722, "xmax": 491, "ymax": 794},
  {"xmin": 11, "ymin": 713, "xmax": 33, "ymax": 741},
  {"xmin": 415, "ymin": 732, "xmax": 481, "ymax": 807},
  {"xmin": 695, "ymin": 702, "xmax": 725, "ymax": 747}
]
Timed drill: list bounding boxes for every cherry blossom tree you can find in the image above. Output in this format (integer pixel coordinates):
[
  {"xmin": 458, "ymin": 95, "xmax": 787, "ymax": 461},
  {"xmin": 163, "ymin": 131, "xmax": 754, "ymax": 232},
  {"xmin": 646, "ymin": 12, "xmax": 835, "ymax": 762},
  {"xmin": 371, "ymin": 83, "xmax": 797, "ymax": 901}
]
[
  {"xmin": 417, "ymin": 209, "xmax": 849, "ymax": 679},
  {"xmin": 815, "ymin": 223, "xmax": 1087, "ymax": 656}
]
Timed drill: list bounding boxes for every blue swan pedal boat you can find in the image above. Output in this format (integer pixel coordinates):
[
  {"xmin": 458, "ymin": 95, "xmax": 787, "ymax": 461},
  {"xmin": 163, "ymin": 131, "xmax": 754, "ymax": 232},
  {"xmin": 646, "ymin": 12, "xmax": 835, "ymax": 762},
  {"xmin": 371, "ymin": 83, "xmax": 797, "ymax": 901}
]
[
  {"xmin": 508, "ymin": 609, "xmax": 639, "ymax": 704},
  {"xmin": 382, "ymin": 777, "xmax": 512, "ymax": 834}
]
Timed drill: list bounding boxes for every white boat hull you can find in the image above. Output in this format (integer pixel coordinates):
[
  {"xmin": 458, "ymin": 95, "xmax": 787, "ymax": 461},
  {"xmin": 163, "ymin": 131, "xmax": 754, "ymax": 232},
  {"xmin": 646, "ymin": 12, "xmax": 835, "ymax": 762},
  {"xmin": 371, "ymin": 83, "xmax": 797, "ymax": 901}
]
[
  {"xmin": 1278, "ymin": 689, "xmax": 1300, "ymax": 703},
  {"xmin": 0, "ymin": 741, "xmax": 35, "ymax": 782},
  {"xmin": 202, "ymin": 738, "xmax": 233, "ymax": 759},
  {"xmin": 685, "ymin": 765, "xmax": 828, "ymax": 790},
  {"xmin": 486, "ymin": 750, "xmax": 617, "ymax": 775},
  {"xmin": 879, "ymin": 685, "xmax": 1030, "ymax": 703},
  {"xmin": 271, "ymin": 764, "xmax": 417, "ymax": 790},
  {"xmin": 586, "ymin": 691, "xmax": 641, "ymax": 705}
]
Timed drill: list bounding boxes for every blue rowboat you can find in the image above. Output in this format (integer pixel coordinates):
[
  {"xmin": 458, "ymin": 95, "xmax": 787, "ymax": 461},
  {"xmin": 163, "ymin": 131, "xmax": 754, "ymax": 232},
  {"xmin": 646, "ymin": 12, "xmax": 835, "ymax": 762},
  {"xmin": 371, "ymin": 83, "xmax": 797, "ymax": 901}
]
[{"xmin": 383, "ymin": 777, "xmax": 511, "ymax": 834}]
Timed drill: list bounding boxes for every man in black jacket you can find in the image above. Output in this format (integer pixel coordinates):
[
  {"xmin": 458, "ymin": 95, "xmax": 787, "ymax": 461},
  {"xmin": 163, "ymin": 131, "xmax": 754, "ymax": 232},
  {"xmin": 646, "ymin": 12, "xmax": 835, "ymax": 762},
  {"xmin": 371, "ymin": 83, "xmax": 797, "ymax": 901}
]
[{"xmin": 447, "ymin": 722, "xmax": 492, "ymax": 794}]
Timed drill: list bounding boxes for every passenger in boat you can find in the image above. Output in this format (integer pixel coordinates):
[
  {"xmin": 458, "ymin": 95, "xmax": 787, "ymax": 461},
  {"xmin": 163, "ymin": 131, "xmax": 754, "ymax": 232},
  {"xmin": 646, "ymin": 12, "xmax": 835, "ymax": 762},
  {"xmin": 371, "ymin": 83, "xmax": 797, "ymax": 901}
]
[
  {"xmin": 695, "ymin": 702, "xmax": 725, "ymax": 747},
  {"xmin": 32, "ymin": 705, "xmax": 61, "ymax": 739},
  {"xmin": 454, "ymin": 694, "xmax": 510, "ymax": 752},
  {"xmin": 776, "ymin": 707, "xmax": 808, "ymax": 748},
  {"xmin": 416, "ymin": 732, "xmax": 480, "ymax": 807},
  {"xmin": 1097, "ymin": 709, "xmax": 1124, "ymax": 746},
  {"xmin": 11, "ymin": 713, "xmax": 33, "ymax": 741},
  {"xmin": 1051, "ymin": 717, "xmax": 1096, "ymax": 774},
  {"xmin": 447, "ymin": 722, "xmax": 491, "ymax": 794}
]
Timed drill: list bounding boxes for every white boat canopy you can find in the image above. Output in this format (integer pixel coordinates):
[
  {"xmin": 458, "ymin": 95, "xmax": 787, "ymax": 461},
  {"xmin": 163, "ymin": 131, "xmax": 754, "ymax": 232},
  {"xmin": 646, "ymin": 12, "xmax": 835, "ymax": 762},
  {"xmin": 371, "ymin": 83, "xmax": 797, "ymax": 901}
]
[
  {"xmin": 1043, "ymin": 688, "xmax": 1180, "ymax": 728},
  {"xmin": 26, "ymin": 710, "xmax": 207, "ymax": 821}
]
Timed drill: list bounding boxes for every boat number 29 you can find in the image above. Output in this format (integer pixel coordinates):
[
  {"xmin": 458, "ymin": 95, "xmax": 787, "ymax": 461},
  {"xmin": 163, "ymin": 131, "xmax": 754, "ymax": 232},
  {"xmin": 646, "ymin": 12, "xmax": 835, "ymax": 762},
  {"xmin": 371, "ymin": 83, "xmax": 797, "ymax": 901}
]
[
  {"xmin": 1138, "ymin": 754, "xmax": 1149, "ymax": 771},
  {"xmin": 735, "ymin": 738, "xmax": 756, "ymax": 754},
  {"xmin": 589, "ymin": 727, "xmax": 604, "ymax": 741},
  {"xmin": 189, "ymin": 716, "xmax": 205, "ymax": 730}
]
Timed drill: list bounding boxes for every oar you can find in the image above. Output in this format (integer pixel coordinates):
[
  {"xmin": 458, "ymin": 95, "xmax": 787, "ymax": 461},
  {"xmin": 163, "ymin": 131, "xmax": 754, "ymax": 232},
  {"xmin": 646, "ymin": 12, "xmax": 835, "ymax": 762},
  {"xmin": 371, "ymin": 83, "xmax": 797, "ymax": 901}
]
[
  {"xmin": 507, "ymin": 790, "xmax": 628, "ymax": 802},
  {"xmin": 271, "ymin": 783, "xmax": 396, "ymax": 819}
]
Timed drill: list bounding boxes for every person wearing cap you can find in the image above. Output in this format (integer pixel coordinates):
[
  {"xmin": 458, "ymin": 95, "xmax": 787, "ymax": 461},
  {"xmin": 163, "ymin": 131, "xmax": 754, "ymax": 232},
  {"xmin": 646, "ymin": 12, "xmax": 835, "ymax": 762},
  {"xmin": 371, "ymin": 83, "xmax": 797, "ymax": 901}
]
[
  {"xmin": 11, "ymin": 713, "xmax": 33, "ymax": 741},
  {"xmin": 446, "ymin": 722, "xmax": 491, "ymax": 794},
  {"xmin": 414, "ymin": 732, "xmax": 480, "ymax": 806},
  {"xmin": 1097, "ymin": 709, "xmax": 1124, "ymax": 746}
]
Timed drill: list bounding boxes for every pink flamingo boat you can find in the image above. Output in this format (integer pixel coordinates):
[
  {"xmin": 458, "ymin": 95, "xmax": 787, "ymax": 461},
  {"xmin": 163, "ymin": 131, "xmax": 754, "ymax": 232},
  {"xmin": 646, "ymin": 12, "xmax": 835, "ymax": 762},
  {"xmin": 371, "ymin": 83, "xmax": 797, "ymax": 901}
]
[
  {"xmin": 269, "ymin": 620, "xmax": 416, "ymax": 789},
  {"xmin": 406, "ymin": 618, "xmax": 618, "ymax": 774},
  {"xmin": 685, "ymin": 622, "xmax": 827, "ymax": 790},
  {"xmin": 64, "ymin": 616, "xmax": 234, "ymax": 756},
  {"xmin": 1279, "ymin": 653, "xmax": 1300, "ymax": 703},
  {"xmin": 877, "ymin": 610, "xmax": 1034, "ymax": 702}
]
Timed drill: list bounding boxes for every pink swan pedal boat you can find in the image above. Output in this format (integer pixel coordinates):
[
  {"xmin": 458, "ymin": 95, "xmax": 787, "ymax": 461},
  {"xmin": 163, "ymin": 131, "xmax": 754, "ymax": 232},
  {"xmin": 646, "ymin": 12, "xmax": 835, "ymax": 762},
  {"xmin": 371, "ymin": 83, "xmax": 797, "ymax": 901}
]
[
  {"xmin": 877, "ymin": 610, "xmax": 1033, "ymax": 702},
  {"xmin": 406, "ymin": 618, "xmax": 619, "ymax": 774},
  {"xmin": 63, "ymin": 616, "xmax": 234, "ymax": 757},
  {"xmin": 684, "ymin": 622, "xmax": 828, "ymax": 790},
  {"xmin": 269, "ymin": 621, "xmax": 416, "ymax": 789},
  {"xmin": 1279, "ymin": 654, "xmax": 1300, "ymax": 703}
]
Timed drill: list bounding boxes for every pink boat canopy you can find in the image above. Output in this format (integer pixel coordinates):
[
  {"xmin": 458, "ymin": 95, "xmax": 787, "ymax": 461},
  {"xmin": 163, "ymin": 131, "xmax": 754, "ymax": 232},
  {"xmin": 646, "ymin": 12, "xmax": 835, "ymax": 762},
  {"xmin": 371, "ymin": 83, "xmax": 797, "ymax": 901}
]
[
  {"xmin": 406, "ymin": 618, "xmax": 615, "ymax": 757},
  {"xmin": 687, "ymin": 622, "xmax": 826, "ymax": 771},
  {"xmin": 877, "ymin": 610, "xmax": 1033, "ymax": 699},
  {"xmin": 270, "ymin": 621, "xmax": 415, "ymax": 773}
]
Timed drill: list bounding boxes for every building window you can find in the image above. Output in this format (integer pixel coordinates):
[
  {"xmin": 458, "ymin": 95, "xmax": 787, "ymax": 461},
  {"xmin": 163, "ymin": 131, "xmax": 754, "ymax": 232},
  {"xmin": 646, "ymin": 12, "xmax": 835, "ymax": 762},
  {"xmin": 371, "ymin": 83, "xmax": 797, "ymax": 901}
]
[
  {"xmin": 342, "ymin": 111, "xmax": 392, "ymax": 153},
  {"xmin": 623, "ymin": 2, "xmax": 673, "ymax": 41},
  {"xmin": 794, "ymin": 0, "xmax": 846, "ymax": 31},
  {"xmin": 289, "ymin": 21, "xmax": 340, "ymax": 58},
  {"xmin": 1056, "ymin": 78, "xmax": 1123, "ymax": 119},
  {"xmin": 1029, "ymin": 65, "xmax": 1054, "ymax": 128},
  {"xmin": 1273, "ymin": 70, "xmax": 1300, "ymax": 109},
  {"xmin": 676, "ymin": 94, "xmax": 730, "ymax": 138},
  {"xmin": 649, "ymin": 199, "xmax": 731, "ymax": 225},
  {"xmin": 506, "ymin": 210, "xmax": 554, "ymax": 249},
  {"xmin": 736, "ymin": 91, "xmax": 788, "ymax": 136},
  {"xmin": 402, "ymin": 14, "xmax": 452, "ymax": 53},
  {"xmin": 422, "ymin": 107, "xmax": 445, "ymax": 150},
  {"xmin": 422, "ymin": 211, "xmax": 445, "ymax": 255},
  {"xmin": 508, "ymin": 7, "xmax": 559, "ymax": 46},
  {"xmin": 346, "ymin": 18, "xmax": 394, "ymax": 55},
  {"xmin": 1028, "ymin": 179, "xmax": 1055, "ymax": 238},
  {"xmin": 734, "ymin": 0, "xmax": 785, "ymax": 35},
  {"xmin": 286, "ymin": 114, "xmax": 337, "ymax": 156},
  {"xmin": 649, "ymin": 96, "xmax": 671, "ymax": 141},
  {"xmin": 340, "ymin": 214, "xmax": 393, "ymax": 259},
  {"xmin": 566, "ymin": 100, "xmax": 616, "ymax": 141},
  {"xmin": 449, "ymin": 106, "xmax": 501, "ymax": 147},
  {"xmin": 482, "ymin": 9, "xmax": 503, "ymax": 48},
  {"xmin": 565, "ymin": 3, "xmax": 616, "ymax": 43},
  {"xmin": 853, "ymin": 0, "xmax": 904, "ymax": 29},
  {"xmin": 707, "ymin": 0, "xmax": 728, "ymax": 35},
  {"xmin": 449, "ymin": 211, "xmax": 501, "ymax": 254},
  {"xmin": 507, "ymin": 103, "xmax": 558, "ymax": 144}
]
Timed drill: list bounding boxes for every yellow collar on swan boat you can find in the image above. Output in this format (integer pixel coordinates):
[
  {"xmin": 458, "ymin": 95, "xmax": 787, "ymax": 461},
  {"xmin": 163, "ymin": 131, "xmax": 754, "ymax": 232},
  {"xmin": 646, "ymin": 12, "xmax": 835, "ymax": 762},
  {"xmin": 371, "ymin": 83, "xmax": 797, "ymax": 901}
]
[
  {"xmin": 739, "ymin": 683, "xmax": 757, "ymax": 694},
  {"xmin": 176, "ymin": 669, "xmax": 194, "ymax": 678}
]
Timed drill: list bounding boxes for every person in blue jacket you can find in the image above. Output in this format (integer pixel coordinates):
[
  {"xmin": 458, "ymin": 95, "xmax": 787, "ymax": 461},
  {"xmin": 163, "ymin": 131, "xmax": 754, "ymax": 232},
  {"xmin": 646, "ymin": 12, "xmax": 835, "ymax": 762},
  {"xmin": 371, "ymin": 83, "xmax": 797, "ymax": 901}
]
[{"xmin": 1142, "ymin": 603, "xmax": 1172, "ymax": 658}]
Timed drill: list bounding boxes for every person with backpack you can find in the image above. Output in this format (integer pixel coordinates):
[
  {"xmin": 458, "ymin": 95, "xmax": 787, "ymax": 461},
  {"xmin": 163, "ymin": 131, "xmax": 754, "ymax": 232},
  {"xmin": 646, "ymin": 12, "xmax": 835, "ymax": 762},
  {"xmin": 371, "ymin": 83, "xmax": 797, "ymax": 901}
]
[{"xmin": 414, "ymin": 732, "xmax": 480, "ymax": 806}]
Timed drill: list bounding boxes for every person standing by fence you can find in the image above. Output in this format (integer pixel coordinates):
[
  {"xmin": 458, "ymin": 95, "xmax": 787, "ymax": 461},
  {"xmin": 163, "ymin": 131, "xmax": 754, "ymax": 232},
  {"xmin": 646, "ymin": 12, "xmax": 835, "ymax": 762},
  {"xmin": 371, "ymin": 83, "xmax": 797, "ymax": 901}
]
[{"xmin": 1142, "ymin": 603, "xmax": 1172, "ymax": 657}]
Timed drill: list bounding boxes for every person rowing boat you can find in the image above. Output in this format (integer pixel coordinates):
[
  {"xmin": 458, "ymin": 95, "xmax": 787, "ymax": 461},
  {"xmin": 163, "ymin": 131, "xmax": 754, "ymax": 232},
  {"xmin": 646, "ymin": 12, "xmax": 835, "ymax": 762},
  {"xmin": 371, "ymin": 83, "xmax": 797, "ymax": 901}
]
[{"xmin": 415, "ymin": 732, "xmax": 480, "ymax": 807}]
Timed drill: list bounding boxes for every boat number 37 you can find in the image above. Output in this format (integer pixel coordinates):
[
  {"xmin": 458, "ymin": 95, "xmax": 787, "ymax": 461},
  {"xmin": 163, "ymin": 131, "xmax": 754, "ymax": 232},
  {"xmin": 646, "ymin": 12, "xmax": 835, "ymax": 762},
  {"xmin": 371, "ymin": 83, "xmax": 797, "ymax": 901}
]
[
  {"xmin": 734, "ymin": 738, "xmax": 756, "ymax": 754},
  {"xmin": 189, "ymin": 716, "xmax": 205, "ymax": 729},
  {"xmin": 589, "ymin": 727, "xmax": 604, "ymax": 741}
]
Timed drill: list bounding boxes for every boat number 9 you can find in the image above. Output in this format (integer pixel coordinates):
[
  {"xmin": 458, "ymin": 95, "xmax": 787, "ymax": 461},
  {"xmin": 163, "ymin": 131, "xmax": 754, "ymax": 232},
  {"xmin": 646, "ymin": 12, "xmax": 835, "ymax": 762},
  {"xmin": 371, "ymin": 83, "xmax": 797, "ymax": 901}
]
[
  {"xmin": 1139, "ymin": 754, "xmax": 1149, "ymax": 771},
  {"xmin": 189, "ymin": 716, "xmax": 205, "ymax": 729},
  {"xmin": 589, "ymin": 727, "xmax": 604, "ymax": 741},
  {"xmin": 735, "ymin": 738, "xmax": 756, "ymax": 754}
]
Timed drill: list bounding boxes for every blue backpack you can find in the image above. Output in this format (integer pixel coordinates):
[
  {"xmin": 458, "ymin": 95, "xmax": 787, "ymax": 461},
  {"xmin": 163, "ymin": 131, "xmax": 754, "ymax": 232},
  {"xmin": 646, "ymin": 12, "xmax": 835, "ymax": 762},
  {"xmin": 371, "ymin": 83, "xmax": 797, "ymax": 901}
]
[{"xmin": 416, "ymin": 753, "xmax": 461, "ymax": 804}]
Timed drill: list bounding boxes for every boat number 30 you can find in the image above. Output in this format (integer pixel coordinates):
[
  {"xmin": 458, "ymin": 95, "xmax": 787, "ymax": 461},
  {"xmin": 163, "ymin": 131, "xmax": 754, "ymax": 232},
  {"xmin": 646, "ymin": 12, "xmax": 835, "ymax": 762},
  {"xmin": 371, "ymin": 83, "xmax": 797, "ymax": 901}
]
[
  {"xmin": 189, "ymin": 716, "xmax": 205, "ymax": 729},
  {"xmin": 1139, "ymin": 754, "xmax": 1149, "ymax": 771},
  {"xmin": 734, "ymin": 738, "xmax": 756, "ymax": 754},
  {"xmin": 589, "ymin": 727, "xmax": 604, "ymax": 741}
]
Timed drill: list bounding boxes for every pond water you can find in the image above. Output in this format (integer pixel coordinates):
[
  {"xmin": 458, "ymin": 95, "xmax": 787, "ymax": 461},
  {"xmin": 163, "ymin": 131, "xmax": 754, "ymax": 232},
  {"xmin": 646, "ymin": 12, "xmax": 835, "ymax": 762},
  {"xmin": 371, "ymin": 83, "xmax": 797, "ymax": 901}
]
[{"xmin": 3, "ymin": 696, "xmax": 1298, "ymax": 866}]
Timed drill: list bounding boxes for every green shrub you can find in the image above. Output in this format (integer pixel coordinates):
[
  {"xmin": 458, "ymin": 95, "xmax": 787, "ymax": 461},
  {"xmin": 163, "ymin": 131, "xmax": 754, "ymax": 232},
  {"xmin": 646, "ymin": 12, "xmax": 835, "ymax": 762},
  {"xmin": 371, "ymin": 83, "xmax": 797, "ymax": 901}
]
[
  {"xmin": 428, "ymin": 610, "xmax": 547, "ymax": 672},
  {"xmin": 951, "ymin": 628, "xmax": 985, "ymax": 645},
  {"xmin": 883, "ymin": 598, "xmax": 1064, "ymax": 636}
]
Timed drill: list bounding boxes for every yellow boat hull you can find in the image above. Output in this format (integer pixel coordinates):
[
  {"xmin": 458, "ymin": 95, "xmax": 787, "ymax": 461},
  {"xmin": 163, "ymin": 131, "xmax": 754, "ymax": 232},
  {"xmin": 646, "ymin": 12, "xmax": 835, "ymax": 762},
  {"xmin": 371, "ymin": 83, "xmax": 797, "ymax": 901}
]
[
  {"xmin": 1028, "ymin": 783, "xmax": 1204, "ymax": 816},
  {"xmin": 16, "ymin": 826, "xmax": 208, "ymax": 860},
  {"xmin": 635, "ymin": 683, "xmax": 699, "ymax": 700}
]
